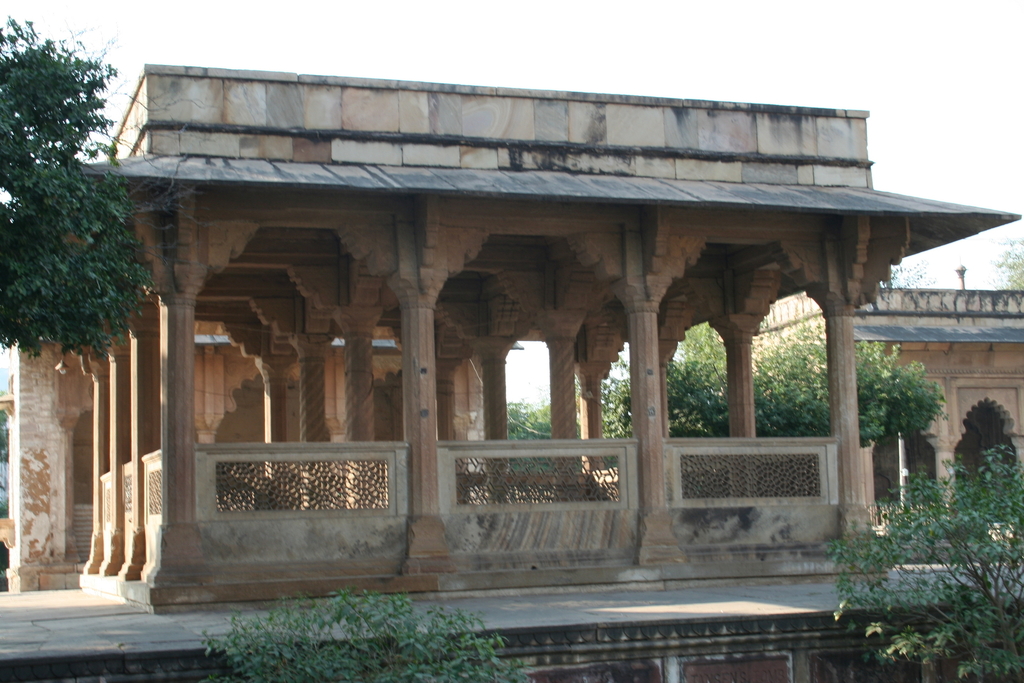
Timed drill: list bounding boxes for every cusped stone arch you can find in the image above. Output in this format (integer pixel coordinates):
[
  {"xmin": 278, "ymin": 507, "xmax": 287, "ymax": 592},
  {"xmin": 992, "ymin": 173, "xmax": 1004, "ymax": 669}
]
[{"xmin": 954, "ymin": 398, "xmax": 1019, "ymax": 471}]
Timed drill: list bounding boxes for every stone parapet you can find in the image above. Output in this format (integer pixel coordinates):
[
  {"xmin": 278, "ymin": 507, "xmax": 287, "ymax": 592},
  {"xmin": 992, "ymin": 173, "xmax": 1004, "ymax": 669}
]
[{"xmin": 116, "ymin": 65, "xmax": 872, "ymax": 188}]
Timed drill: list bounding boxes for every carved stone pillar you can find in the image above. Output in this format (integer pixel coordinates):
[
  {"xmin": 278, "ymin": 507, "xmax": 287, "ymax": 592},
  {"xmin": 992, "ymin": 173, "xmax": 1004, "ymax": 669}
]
[
  {"xmin": 82, "ymin": 357, "xmax": 108, "ymax": 575},
  {"xmin": 577, "ymin": 362, "xmax": 610, "ymax": 440},
  {"xmin": 256, "ymin": 353, "xmax": 295, "ymax": 443},
  {"xmin": 547, "ymin": 336, "xmax": 578, "ymax": 439},
  {"xmin": 435, "ymin": 359, "xmax": 461, "ymax": 441},
  {"xmin": 819, "ymin": 297, "xmax": 871, "ymax": 526},
  {"xmin": 710, "ymin": 316, "xmax": 759, "ymax": 438},
  {"xmin": 145, "ymin": 291, "xmax": 204, "ymax": 582},
  {"xmin": 622, "ymin": 299, "xmax": 684, "ymax": 564},
  {"xmin": 399, "ymin": 296, "xmax": 454, "ymax": 574},
  {"xmin": 99, "ymin": 344, "xmax": 130, "ymax": 576},
  {"xmin": 339, "ymin": 308, "xmax": 381, "ymax": 442},
  {"xmin": 476, "ymin": 338, "xmax": 514, "ymax": 441},
  {"xmin": 294, "ymin": 335, "xmax": 333, "ymax": 443},
  {"xmin": 121, "ymin": 303, "xmax": 159, "ymax": 581}
]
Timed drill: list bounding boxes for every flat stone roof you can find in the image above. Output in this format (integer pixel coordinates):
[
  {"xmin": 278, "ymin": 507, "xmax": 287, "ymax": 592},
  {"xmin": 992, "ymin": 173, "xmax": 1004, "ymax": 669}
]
[{"xmin": 854, "ymin": 325, "xmax": 1024, "ymax": 343}]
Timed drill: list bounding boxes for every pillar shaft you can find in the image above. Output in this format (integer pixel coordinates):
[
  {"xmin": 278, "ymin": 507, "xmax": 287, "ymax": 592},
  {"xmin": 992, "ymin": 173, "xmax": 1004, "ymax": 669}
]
[
  {"xmin": 345, "ymin": 332, "xmax": 376, "ymax": 441},
  {"xmin": 577, "ymin": 363, "xmax": 608, "ymax": 440},
  {"xmin": 435, "ymin": 360, "xmax": 460, "ymax": 441},
  {"xmin": 258, "ymin": 354, "xmax": 294, "ymax": 443},
  {"xmin": 548, "ymin": 337, "xmax": 578, "ymax": 439},
  {"xmin": 822, "ymin": 300, "xmax": 871, "ymax": 525},
  {"xmin": 82, "ymin": 360, "xmax": 108, "ymax": 575},
  {"xmin": 624, "ymin": 302, "xmax": 684, "ymax": 564},
  {"xmin": 145, "ymin": 294, "xmax": 205, "ymax": 582},
  {"xmin": 400, "ymin": 299, "xmax": 454, "ymax": 574},
  {"xmin": 99, "ymin": 345, "xmax": 130, "ymax": 576},
  {"xmin": 121, "ymin": 307, "xmax": 159, "ymax": 581},
  {"xmin": 478, "ymin": 341, "xmax": 512, "ymax": 440},
  {"xmin": 340, "ymin": 308, "xmax": 381, "ymax": 442},
  {"xmin": 296, "ymin": 337, "xmax": 332, "ymax": 443},
  {"xmin": 718, "ymin": 326, "xmax": 757, "ymax": 438}
]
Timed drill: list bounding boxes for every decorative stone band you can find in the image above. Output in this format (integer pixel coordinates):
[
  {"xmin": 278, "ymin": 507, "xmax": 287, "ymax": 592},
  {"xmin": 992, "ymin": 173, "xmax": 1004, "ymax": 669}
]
[{"xmin": 134, "ymin": 125, "xmax": 872, "ymax": 188}]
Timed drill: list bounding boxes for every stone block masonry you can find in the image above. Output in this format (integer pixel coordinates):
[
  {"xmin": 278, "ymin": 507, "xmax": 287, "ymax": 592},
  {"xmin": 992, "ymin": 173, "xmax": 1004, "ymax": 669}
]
[{"xmin": 118, "ymin": 66, "xmax": 872, "ymax": 188}]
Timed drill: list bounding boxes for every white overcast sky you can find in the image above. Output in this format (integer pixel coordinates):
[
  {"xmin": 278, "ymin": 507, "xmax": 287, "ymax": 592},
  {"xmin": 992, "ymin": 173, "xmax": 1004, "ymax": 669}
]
[{"xmin": 4, "ymin": 0, "xmax": 1022, "ymax": 396}]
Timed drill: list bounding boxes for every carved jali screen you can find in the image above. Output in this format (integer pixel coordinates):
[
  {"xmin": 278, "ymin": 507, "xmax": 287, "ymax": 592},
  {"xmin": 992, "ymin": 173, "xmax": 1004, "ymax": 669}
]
[
  {"xmin": 215, "ymin": 460, "xmax": 389, "ymax": 512},
  {"xmin": 456, "ymin": 456, "xmax": 619, "ymax": 505},
  {"xmin": 680, "ymin": 453, "xmax": 820, "ymax": 499}
]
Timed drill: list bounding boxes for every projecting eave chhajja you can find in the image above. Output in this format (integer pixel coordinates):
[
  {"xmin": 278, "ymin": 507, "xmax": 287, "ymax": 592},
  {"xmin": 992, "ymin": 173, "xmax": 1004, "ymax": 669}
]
[{"xmin": 93, "ymin": 156, "xmax": 1019, "ymax": 256}]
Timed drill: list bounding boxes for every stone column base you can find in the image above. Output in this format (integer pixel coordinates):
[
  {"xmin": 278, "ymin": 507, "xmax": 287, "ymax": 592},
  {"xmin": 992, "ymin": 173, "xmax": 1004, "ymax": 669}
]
[
  {"xmin": 403, "ymin": 516, "xmax": 455, "ymax": 575},
  {"xmin": 637, "ymin": 510, "xmax": 686, "ymax": 565}
]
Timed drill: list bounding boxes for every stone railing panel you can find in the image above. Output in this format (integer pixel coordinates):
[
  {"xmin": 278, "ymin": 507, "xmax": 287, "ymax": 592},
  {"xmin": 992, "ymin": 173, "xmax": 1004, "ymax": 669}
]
[
  {"xmin": 666, "ymin": 438, "xmax": 838, "ymax": 507},
  {"xmin": 195, "ymin": 442, "xmax": 408, "ymax": 521},
  {"xmin": 438, "ymin": 440, "xmax": 637, "ymax": 513}
]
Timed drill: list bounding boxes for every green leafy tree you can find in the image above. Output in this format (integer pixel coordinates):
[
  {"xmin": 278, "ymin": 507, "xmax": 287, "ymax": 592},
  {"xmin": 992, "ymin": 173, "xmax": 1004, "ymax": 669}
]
[
  {"xmin": 830, "ymin": 450, "xmax": 1024, "ymax": 682},
  {"xmin": 604, "ymin": 321, "xmax": 944, "ymax": 445},
  {"xmin": 507, "ymin": 399, "xmax": 552, "ymax": 439},
  {"xmin": 206, "ymin": 590, "xmax": 528, "ymax": 683},
  {"xmin": 995, "ymin": 238, "xmax": 1024, "ymax": 290},
  {"xmin": 0, "ymin": 19, "xmax": 149, "ymax": 355}
]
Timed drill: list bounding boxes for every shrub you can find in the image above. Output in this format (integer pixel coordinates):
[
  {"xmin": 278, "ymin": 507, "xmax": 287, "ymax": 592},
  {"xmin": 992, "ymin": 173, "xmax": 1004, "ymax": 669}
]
[
  {"xmin": 830, "ymin": 448, "xmax": 1024, "ymax": 682},
  {"xmin": 205, "ymin": 590, "xmax": 529, "ymax": 683}
]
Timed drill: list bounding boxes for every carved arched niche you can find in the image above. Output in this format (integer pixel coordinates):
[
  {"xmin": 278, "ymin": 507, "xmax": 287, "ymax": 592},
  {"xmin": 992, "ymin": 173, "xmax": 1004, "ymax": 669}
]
[{"xmin": 954, "ymin": 399, "xmax": 1018, "ymax": 471}]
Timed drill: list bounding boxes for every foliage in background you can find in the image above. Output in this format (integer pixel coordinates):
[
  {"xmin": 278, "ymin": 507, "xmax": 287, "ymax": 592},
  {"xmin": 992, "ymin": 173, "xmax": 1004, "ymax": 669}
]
[
  {"xmin": 0, "ymin": 19, "xmax": 149, "ymax": 355},
  {"xmin": 205, "ymin": 590, "xmax": 528, "ymax": 683},
  {"xmin": 830, "ymin": 450, "xmax": 1024, "ymax": 682},
  {"xmin": 995, "ymin": 238, "xmax": 1024, "ymax": 290},
  {"xmin": 883, "ymin": 261, "xmax": 937, "ymax": 289},
  {"xmin": 603, "ymin": 320, "xmax": 944, "ymax": 446},
  {"xmin": 507, "ymin": 400, "xmax": 551, "ymax": 440}
]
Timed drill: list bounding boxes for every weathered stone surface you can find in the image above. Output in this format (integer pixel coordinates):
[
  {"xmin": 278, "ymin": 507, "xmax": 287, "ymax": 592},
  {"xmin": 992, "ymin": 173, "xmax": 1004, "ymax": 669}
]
[
  {"xmin": 179, "ymin": 132, "xmax": 240, "ymax": 157},
  {"xmin": 756, "ymin": 113, "xmax": 817, "ymax": 156},
  {"xmin": 342, "ymin": 88, "xmax": 400, "ymax": 132},
  {"xmin": 146, "ymin": 75, "xmax": 224, "ymax": 124},
  {"xmin": 664, "ymin": 107, "xmax": 699, "ymax": 149},
  {"xmin": 635, "ymin": 156, "xmax": 675, "ymax": 178},
  {"xmin": 223, "ymin": 81, "xmax": 267, "ymax": 127},
  {"xmin": 403, "ymin": 144, "xmax": 460, "ymax": 167},
  {"xmin": 675, "ymin": 158, "xmax": 742, "ymax": 182},
  {"xmin": 332, "ymin": 140, "xmax": 402, "ymax": 165},
  {"xmin": 399, "ymin": 90, "xmax": 430, "ymax": 133},
  {"xmin": 429, "ymin": 93, "xmax": 462, "ymax": 135},
  {"xmin": 534, "ymin": 100, "xmax": 568, "ymax": 142},
  {"xmin": 302, "ymin": 85, "xmax": 342, "ymax": 129},
  {"xmin": 697, "ymin": 110, "xmax": 757, "ymax": 153},
  {"xmin": 147, "ymin": 131, "xmax": 180, "ymax": 156},
  {"xmin": 460, "ymin": 146, "xmax": 499, "ymax": 169},
  {"xmin": 293, "ymin": 138, "xmax": 331, "ymax": 163},
  {"xmin": 568, "ymin": 102, "xmax": 606, "ymax": 145},
  {"xmin": 606, "ymin": 104, "xmax": 665, "ymax": 147},
  {"xmin": 742, "ymin": 163, "xmax": 800, "ymax": 184},
  {"xmin": 266, "ymin": 82, "xmax": 304, "ymax": 128},
  {"xmin": 816, "ymin": 117, "xmax": 868, "ymax": 159},
  {"xmin": 463, "ymin": 97, "xmax": 535, "ymax": 140},
  {"xmin": 812, "ymin": 165, "xmax": 869, "ymax": 187}
]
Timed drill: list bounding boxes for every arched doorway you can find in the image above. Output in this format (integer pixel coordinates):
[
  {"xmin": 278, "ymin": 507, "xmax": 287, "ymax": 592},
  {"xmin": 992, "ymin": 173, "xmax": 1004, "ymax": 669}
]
[{"xmin": 954, "ymin": 399, "xmax": 1017, "ymax": 472}]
